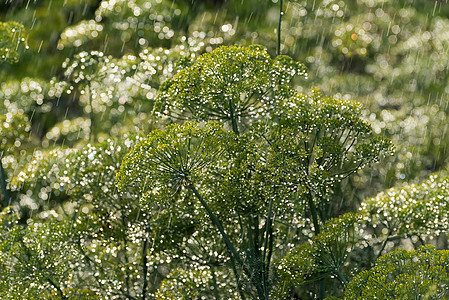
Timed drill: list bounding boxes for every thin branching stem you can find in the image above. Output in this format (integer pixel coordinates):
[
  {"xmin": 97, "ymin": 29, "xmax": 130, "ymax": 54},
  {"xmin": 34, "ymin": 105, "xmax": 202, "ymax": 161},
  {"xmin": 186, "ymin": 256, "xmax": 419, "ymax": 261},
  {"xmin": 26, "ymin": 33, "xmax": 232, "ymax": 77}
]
[
  {"xmin": 247, "ymin": 214, "xmax": 267, "ymax": 299},
  {"xmin": 141, "ymin": 227, "xmax": 150, "ymax": 300},
  {"xmin": 262, "ymin": 196, "xmax": 274, "ymax": 298},
  {"xmin": 228, "ymin": 249, "xmax": 247, "ymax": 300},
  {"xmin": 228, "ymin": 98, "xmax": 240, "ymax": 136},
  {"xmin": 189, "ymin": 183, "xmax": 267, "ymax": 299},
  {"xmin": 307, "ymin": 191, "xmax": 321, "ymax": 235},
  {"xmin": 334, "ymin": 268, "xmax": 349, "ymax": 287},
  {"xmin": 47, "ymin": 276, "xmax": 68, "ymax": 300},
  {"xmin": 278, "ymin": 0, "xmax": 283, "ymax": 56},
  {"xmin": 247, "ymin": 215, "xmax": 257, "ymax": 274},
  {"xmin": 266, "ymin": 214, "xmax": 275, "ymax": 283},
  {"xmin": 122, "ymin": 218, "xmax": 131, "ymax": 297},
  {"xmin": 189, "ymin": 183, "xmax": 245, "ymax": 271},
  {"xmin": 376, "ymin": 228, "xmax": 392, "ymax": 260},
  {"xmin": 0, "ymin": 150, "xmax": 10, "ymax": 207}
]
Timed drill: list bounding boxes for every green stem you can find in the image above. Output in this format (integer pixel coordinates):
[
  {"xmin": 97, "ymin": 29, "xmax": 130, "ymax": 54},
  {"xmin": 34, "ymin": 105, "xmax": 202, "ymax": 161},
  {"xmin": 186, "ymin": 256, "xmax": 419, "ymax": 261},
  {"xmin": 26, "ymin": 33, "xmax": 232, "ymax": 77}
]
[
  {"xmin": 307, "ymin": 191, "xmax": 324, "ymax": 298},
  {"xmin": 228, "ymin": 249, "xmax": 247, "ymax": 300},
  {"xmin": 246, "ymin": 215, "xmax": 258, "ymax": 286},
  {"xmin": 266, "ymin": 215, "xmax": 274, "ymax": 282},
  {"xmin": 122, "ymin": 218, "xmax": 131, "ymax": 298},
  {"xmin": 319, "ymin": 278, "xmax": 326, "ymax": 300},
  {"xmin": 376, "ymin": 229, "xmax": 392, "ymax": 260},
  {"xmin": 262, "ymin": 197, "xmax": 274, "ymax": 298},
  {"xmin": 141, "ymin": 229, "xmax": 149, "ymax": 300},
  {"xmin": 247, "ymin": 215, "xmax": 257, "ymax": 266},
  {"xmin": 210, "ymin": 265, "xmax": 220, "ymax": 300},
  {"xmin": 189, "ymin": 183, "xmax": 246, "ymax": 274},
  {"xmin": 189, "ymin": 183, "xmax": 266, "ymax": 299},
  {"xmin": 334, "ymin": 268, "xmax": 348, "ymax": 287},
  {"xmin": 0, "ymin": 150, "xmax": 10, "ymax": 207},
  {"xmin": 277, "ymin": 0, "xmax": 283, "ymax": 56},
  {"xmin": 320, "ymin": 197, "xmax": 328, "ymax": 225},
  {"xmin": 254, "ymin": 215, "xmax": 260, "ymax": 258},
  {"xmin": 47, "ymin": 276, "xmax": 68, "ymax": 300},
  {"xmin": 247, "ymin": 215, "xmax": 267, "ymax": 300},
  {"xmin": 307, "ymin": 192, "xmax": 320, "ymax": 235},
  {"xmin": 228, "ymin": 98, "xmax": 239, "ymax": 136}
]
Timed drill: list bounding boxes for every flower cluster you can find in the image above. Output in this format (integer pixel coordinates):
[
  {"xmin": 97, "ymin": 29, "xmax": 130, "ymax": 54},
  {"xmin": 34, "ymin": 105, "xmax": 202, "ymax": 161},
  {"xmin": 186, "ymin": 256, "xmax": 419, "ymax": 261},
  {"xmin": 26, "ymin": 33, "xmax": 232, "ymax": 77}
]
[
  {"xmin": 345, "ymin": 245, "xmax": 449, "ymax": 299},
  {"xmin": 0, "ymin": 21, "xmax": 27, "ymax": 64}
]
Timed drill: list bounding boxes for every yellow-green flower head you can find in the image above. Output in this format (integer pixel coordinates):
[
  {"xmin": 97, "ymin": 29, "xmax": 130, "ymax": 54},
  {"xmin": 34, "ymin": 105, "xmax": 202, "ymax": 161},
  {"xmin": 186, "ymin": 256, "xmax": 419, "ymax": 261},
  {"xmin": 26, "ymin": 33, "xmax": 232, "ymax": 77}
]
[
  {"xmin": 155, "ymin": 45, "xmax": 307, "ymax": 125},
  {"xmin": 116, "ymin": 121, "xmax": 233, "ymax": 200}
]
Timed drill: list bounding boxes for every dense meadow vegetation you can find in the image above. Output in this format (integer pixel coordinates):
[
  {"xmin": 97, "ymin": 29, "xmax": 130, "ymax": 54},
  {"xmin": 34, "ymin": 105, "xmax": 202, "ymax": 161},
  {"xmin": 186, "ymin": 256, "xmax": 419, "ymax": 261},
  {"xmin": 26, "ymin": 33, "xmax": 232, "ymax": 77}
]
[{"xmin": 2, "ymin": 0, "xmax": 449, "ymax": 299}]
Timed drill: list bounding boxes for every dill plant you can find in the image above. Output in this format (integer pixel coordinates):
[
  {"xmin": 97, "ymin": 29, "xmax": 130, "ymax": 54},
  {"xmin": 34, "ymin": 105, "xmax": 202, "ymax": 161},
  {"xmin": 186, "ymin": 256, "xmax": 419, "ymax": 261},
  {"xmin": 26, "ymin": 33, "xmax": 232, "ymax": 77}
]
[{"xmin": 116, "ymin": 45, "xmax": 392, "ymax": 299}]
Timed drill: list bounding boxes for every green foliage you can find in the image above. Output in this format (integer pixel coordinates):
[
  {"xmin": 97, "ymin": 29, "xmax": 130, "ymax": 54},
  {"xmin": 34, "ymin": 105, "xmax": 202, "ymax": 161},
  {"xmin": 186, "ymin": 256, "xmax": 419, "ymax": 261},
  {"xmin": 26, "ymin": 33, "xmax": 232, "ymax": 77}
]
[
  {"xmin": 153, "ymin": 267, "xmax": 238, "ymax": 299},
  {"xmin": 155, "ymin": 45, "xmax": 307, "ymax": 130},
  {"xmin": 57, "ymin": 137, "xmax": 190, "ymax": 297},
  {"xmin": 63, "ymin": 51, "xmax": 110, "ymax": 86},
  {"xmin": 58, "ymin": 0, "xmax": 190, "ymax": 55},
  {"xmin": 10, "ymin": 148, "xmax": 73, "ymax": 214},
  {"xmin": 276, "ymin": 213, "xmax": 359, "ymax": 298},
  {"xmin": 58, "ymin": 44, "xmax": 200, "ymax": 141},
  {"xmin": 43, "ymin": 117, "xmax": 91, "ymax": 145},
  {"xmin": 154, "ymin": 268, "xmax": 213, "ymax": 299},
  {"xmin": 0, "ymin": 77, "xmax": 64, "ymax": 114},
  {"xmin": 207, "ymin": 87, "xmax": 393, "ymax": 220},
  {"xmin": 0, "ymin": 208, "xmax": 92, "ymax": 299},
  {"xmin": 0, "ymin": 21, "xmax": 27, "ymax": 64},
  {"xmin": 361, "ymin": 174, "xmax": 449, "ymax": 237},
  {"xmin": 0, "ymin": 113, "xmax": 30, "ymax": 155},
  {"xmin": 345, "ymin": 245, "xmax": 449, "ymax": 299},
  {"xmin": 83, "ymin": 44, "xmax": 196, "ymax": 117},
  {"xmin": 117, "ymin": 44, "xmax": 390, "ymax": 299},
  {"xmin": 117, "ymin": 121, "xmax": 232, "ymax": 198},
  {"xmin": 278, "ymin": 0, "xmax": 449, "ymax": 195},
  {"xmin": 3, "ymin": 0, "xmax": 444, "ymax": 298},
  {"xmin": 268, "ymin": 88, "xmax": 393, "ymax": 201},
  {"xmin": 9, "ymin": 136, "xmax": 204, "ymax": 298}
]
